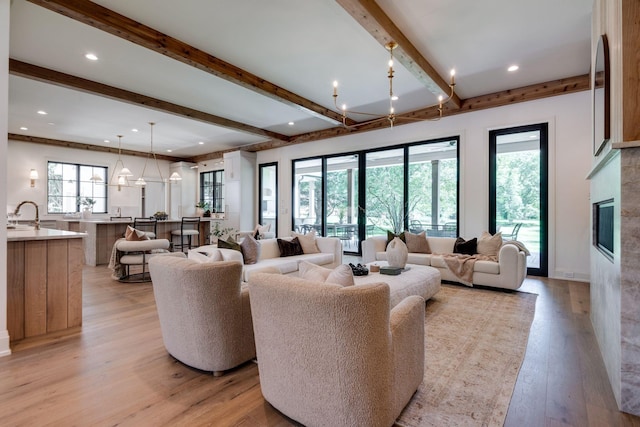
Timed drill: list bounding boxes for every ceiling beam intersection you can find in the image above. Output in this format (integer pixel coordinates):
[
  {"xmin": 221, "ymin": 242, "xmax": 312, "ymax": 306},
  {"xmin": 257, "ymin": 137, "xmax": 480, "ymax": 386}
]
[{"xmin": 336, "ymin": 0, "xmax": 462, "ymax": 108}]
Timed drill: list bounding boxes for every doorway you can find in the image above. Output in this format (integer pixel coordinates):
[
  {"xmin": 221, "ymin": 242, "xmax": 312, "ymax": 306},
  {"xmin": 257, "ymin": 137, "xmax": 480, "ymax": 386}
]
[{"xmin": 489, "ymin": 123, "xmax": 548, "ymax": 276}]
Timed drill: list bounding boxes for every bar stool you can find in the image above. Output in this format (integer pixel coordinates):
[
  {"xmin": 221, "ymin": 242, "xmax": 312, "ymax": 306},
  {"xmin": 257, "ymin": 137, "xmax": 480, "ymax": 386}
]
[
  {"xmin": 171, "ymin": 217, "xmax": 201, "ymax": 252},
  {"xmin": 134, "ymin": 217, "xmax": 158, "ymax": 239}
]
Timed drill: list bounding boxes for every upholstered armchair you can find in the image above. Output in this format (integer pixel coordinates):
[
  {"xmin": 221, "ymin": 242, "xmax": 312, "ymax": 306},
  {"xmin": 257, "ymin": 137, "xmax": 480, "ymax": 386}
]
[
  {"xmin": 248, "ymin": 272, "xmax": 425, "ymax": 427},
  {"xmin": 148, "ymin": 256, "xmax": 255, "ymax": 376}
]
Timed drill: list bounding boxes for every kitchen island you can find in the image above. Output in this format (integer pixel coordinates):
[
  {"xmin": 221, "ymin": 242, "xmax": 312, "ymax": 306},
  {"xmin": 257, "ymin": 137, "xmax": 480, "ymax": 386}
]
[
  {"xmin": 7, "ymin": 228, "xmax": 86, "ymax": 344},
  {"xmin": 57, "ymin": 218, "xmax": 212, "ymax": 266}
]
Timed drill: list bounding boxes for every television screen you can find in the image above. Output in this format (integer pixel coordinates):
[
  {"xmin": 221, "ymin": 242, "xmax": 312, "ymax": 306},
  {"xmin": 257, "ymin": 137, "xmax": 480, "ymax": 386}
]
[{"xmin": 594, "ymin": 200, "xmax": 614, "ymax": 259}]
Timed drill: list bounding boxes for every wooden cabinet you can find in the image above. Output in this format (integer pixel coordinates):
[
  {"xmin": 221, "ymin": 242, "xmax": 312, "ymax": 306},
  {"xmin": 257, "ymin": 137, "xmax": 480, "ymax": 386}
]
[{"xmin": 7, "ymin": 235, "xmax": 84, "ymax": 343}]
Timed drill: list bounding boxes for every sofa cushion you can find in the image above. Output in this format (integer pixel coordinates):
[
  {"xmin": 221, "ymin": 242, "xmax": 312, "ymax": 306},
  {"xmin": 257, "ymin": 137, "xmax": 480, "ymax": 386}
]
[
  {"xmin": 259, "ymin": 239, "xmax": 281, "ymax": 260},
  {"xmin": 407, "ymin": 253, "xmax": 432, "ymax": 266},
  {"xmin": 299, "ymin": 261, "xmax": 354, "ymax": 287},
  {"xmin": 477, "ymin": 231, "xmax": 502, "ymax": 258},
  {"xmin": 474, "ymin": 260, "xmax": 500, "ymax": 274},
  {"xmin": 404, "ymin": 231, "xmax": 431, "ymax": 253},
  {"xmin": 277, "ymin": 237, "xmax": 304, "ymax": 257},
  {"xmin": 453, "ymin": 237, "xmax": 477, "ymax": 255},
  {"xmin": 427, "ymin": 237, "xmax": 456, "ymax": 254},
  {"xmin": 292, "ymin": 230, "xmax": 321, "ymax": 254},
  {"xmin": 240, "ymin": 235, "xmax": 261, "ymax": 265}
]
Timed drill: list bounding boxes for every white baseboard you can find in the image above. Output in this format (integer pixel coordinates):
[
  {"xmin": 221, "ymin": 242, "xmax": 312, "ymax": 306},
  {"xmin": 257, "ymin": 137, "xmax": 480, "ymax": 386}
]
[{"xmin": 0, "ymin": 329, "xmax": 11, "ymax": 357}]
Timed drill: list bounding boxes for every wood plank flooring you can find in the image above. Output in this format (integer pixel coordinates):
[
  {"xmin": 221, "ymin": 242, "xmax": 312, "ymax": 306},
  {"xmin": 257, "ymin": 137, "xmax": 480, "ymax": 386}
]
[{"xmin": 0, "ymin": 266, "xmax": 639, "ymax": 426}]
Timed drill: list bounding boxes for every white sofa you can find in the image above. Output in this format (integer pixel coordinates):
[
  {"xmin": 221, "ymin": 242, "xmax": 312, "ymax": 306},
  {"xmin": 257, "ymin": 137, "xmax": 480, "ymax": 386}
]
[
  {"xmin": 362, "ymin": 235, "xmax": 527, "ymax": 290},
  {"xmin": 194, "ymin": 236, "xmax": 342, "ymax": 282}
]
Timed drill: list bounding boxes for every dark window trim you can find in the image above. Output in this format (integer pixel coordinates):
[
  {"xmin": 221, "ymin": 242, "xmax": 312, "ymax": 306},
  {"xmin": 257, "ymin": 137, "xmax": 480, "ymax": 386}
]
[
  {"xmin": 46, "ymin": 161, "xmax": 108, "ymax": 214},
  {"xmin": 258, "ymin": 162, "xmax": 278, "ymax": 236}
]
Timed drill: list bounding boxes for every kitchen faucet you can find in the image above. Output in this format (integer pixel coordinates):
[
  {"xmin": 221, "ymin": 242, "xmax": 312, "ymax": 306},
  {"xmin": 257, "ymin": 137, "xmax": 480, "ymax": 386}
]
[{"xmin": 14, "ymin": 201, "xmax": 40, "ymax": 230}]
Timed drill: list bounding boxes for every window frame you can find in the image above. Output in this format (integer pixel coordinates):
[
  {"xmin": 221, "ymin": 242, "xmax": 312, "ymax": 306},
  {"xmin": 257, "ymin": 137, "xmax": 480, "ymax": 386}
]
[
  {"xmin": 47, "ymin": 161, "xmax": 108, "ymax": 214},
  {"xmin": 199, "ymin": 169, "xmax": 225, "ymax": 213}
]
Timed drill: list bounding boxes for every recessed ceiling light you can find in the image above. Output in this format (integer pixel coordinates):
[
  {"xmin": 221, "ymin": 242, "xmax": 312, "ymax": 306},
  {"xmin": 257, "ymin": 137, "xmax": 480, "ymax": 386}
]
[
  {"xmin": 131, "ymin": 128, "xmax": 138, "ymax": 132},
  {"xmin": 167, "ymin": 149, "xmax": 172, "ymax": 153},
  {"xmin": 508, "ymin": 65, "xmax": 519, "ymax": 72},
  {"xmin": 47, "ymin": 122, "xmax": 55, "ymax": 125},
  {"xmin": 20, "ymin": 126, "xmax": 28, "ymax": 130},
  {"xmin": 198, "ymin": 141, "xmax": 204, "ymax": 145},
  {"xmin": 85, "ymin": 53, "xmax": 98, "ymax": 61},
  {"xmin": 104, "ymin": 139, "xmax": 110, "ymax": 143},
  {"xmin": 288, "ymin": 122, "xmax": 295, "ymax": 126},
  {"xmin": 37, "ymin": 110, "xmax": 47, "ymax": 115},
  {"xmin": 391, "ymin": 95, "xmax": 399, "ymax": 101}
]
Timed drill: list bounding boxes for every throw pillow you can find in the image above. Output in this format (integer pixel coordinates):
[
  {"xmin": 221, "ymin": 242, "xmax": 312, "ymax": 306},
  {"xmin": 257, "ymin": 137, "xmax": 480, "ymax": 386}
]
[
  {"xmin": 240, "ymin": 234, "xmax": 261, "ymax": 265},
  {"xmin": 125, "ymin": 225, "xmax": 149, "ymax": 241},
  {"xmin": 188, "ymin": 250, "xmax": 223, "ymax": 263},
  {"xmin": 386, "ymin": 230, "xmax": 406, "ymax": 246},
  {"xmin": 218, "ymin": 236, "xmax": 241, "ymax": 252},
  {"xmin": 291, "ymin": 229, "xmax": 320, "ymax": 254},
  {"xmin": 453, "ymin": 237, "xmax": 477, "ymax": 255},
  {"xmin": 387, "ymin": 237, "xmax": 409, "ymax": 268},
  {"xmin": 277, "ymin": 237, "xmax": 304, "ymax": 257},
  {"xmin": 477, "ymin": 231, "xmax": 502, "ymax": 257},
  {"xmin": 404, "ymin": 231, "xmax": 431, "ymax": 253},
  {"xmin": 298, "ymin": 261, "xmax": 354, "ymax": 287},
  {"xmin": 253, "ymin": 223, "xmax": 271, "ymax": 240}
]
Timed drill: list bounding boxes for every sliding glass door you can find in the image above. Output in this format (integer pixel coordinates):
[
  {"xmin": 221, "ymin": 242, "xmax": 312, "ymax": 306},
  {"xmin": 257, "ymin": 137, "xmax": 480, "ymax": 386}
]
[
  {"xmin": 489, "ymin": 123, "xmax": 548, "ymax": 276},
  {"xmin": 292, "ymin": 137, "xmax": 459, "ymax": 254}
]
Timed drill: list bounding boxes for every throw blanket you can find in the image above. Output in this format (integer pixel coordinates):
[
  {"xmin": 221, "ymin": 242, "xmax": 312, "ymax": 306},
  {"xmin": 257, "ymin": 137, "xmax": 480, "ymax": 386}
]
[
  {"xmin": 108, "ymin": 238, "xmax": 126, "ymax": 280},
  {"xmin": 439, "ymin": 254, "xmax": 498, "ymax": 287}
]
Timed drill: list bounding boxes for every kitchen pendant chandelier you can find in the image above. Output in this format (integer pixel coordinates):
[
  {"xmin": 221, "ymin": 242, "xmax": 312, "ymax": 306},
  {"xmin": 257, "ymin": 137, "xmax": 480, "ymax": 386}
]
[
  {"xmin": 135, "ymin": 122, "xmax": 181, "ymax": 186},
  {"xmin": 108, "ymin": 135, "xmax": 132, "ymax": 191},
  {"xmin": 332, "ymin": 41, "xmax": 457, "ymax": 129}
]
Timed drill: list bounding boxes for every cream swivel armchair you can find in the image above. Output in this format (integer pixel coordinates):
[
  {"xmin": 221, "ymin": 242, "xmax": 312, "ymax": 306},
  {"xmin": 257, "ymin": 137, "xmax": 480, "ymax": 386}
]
[
  {"xmin": 248, "ymin": 272, "xmax": 425, "ymax": 427},
  {"xmin": 148, "ymin": 256, "xmax": 256, "ymax": 376}
]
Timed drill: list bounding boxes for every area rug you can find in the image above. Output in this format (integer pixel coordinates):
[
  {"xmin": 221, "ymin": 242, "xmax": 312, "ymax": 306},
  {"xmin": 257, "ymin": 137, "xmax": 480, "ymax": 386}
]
[{"xmin": 395, "ymin": 284, "xmax": 537, "ymax": 427}]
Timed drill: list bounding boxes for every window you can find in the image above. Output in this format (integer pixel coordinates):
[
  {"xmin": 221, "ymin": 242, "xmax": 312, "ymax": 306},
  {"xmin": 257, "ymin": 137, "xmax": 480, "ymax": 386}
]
[
  {"xmin": 292, "ymin": 137, "xmax": 459, "ymax": 254},
  {"xmin": 259, "ymin": 163, "xmax": 278, "ymax": 236},
  {"xmin": 47, "ymin": 161, "xmax": 107, "ymax": 214},
  {"xmin": 200, "ymin": 170, "xmax": 224, "ymax": 213}
]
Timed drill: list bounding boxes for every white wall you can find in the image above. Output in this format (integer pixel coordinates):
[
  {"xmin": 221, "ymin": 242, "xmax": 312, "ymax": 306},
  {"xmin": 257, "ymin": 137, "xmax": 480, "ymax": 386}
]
[
  {"xmin": 1, "ymin": 0, "xmax": 11, "ymax": 357},
  {"xmin": 6, "ymin": 140, "xmax": 176, "ymax": 220},
  {"xmin": 257, "ymin": 91, "xmax": 592, "ymax": 281}
]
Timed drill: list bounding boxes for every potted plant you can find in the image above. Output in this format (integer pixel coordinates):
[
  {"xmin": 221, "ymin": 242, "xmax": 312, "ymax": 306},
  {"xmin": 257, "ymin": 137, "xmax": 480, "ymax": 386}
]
[
  {"xmin": 153, "ymin": 211, "xmax": 168, "ymax": 221},
  {"xmin": 195, "ymin": 201, "xmax": 209, "ymax": 217},
  {"xmin": 210, "ymin": 221, "xmax": 235, "ymax": 244},
  {"xmin": 78, "ymin": 197, "xmax": 96, "ymax": 219}
]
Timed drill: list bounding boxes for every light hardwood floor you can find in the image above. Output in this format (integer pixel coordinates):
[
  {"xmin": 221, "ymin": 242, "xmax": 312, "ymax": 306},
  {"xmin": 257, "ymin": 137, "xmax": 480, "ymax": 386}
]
[{"xmin": 0, "ymin": 265, "xmax": 639, "ymax": 426}]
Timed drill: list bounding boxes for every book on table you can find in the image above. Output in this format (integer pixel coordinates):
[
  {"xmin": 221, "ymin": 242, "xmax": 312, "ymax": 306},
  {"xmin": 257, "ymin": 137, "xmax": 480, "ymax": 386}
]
[{"xmin": 380, "ymin": 266, "xmax": 403, "ymax": 275}]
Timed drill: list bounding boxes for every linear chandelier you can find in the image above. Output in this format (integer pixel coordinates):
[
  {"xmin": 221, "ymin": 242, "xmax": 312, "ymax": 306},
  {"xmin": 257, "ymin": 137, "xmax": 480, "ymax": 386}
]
[
  {"xmin": 135, "ymin": 122, "xmax": 182, "ymax": 186},
  {"xmin": 332, "ymin": 41, "xmax": 457, "ymax": 129}
]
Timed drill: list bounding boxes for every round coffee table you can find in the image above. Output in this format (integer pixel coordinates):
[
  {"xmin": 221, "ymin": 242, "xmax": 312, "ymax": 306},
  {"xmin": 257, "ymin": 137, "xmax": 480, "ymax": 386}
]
[{"xmin": 355, "ymin": 262, "xmax": 441, "ymax": 308}]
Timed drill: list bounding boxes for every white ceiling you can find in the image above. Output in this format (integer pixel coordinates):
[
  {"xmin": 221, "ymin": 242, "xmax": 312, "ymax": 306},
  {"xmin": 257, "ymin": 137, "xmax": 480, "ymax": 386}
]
[{"xmin": 8, "ymin": 0, "xmax": 593, "ymax": 158}]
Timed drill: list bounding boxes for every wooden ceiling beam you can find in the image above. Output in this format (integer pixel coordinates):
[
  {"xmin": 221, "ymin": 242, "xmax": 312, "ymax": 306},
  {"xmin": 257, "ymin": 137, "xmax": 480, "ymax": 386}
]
[
  {"xmin": 10, "ymin": 74, "xmax": 590, "ymax": 163},
  {"xmin": 26, "ymin": 0, "xmax": 353, "ymax": 127},
  {"xmin": 336, "ymin": 0, "xmax": 462, "ymax": 108},
  {"xmin": 8, "ymin": 133, "xmax": 184, "ymax": 162},
  {"xmin": 9, "ymin": 59, "xmax": 289, "ymax": 143}
]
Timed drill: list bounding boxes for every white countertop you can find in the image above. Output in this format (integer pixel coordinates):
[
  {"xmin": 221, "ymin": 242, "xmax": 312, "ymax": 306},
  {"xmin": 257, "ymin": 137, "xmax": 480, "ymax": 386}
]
[{"xmin": 7, "ymin": 227, "xmax": 86, "ymax": 242}]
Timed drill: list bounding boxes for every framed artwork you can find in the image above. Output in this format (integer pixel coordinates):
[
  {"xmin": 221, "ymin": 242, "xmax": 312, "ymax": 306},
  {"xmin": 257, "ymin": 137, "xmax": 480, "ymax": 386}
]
[{"xmin": 593, "ymin": 34, "xmax": 610, "ymax": 156}]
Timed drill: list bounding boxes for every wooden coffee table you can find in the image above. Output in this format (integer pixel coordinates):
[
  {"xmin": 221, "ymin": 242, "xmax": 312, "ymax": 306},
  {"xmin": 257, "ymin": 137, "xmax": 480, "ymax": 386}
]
[{"xmin": 355, "ymin": 262, "xmax": 441, "ymax": 308}]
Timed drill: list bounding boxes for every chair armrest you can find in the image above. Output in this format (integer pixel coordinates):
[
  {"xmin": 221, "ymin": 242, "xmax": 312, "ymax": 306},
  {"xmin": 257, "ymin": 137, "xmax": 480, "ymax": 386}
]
[
  {"xmin": 362, "ymin": 236, "xmax": 387, "ymax": 264},
  {"xmin": 116, "ymin": 238, "xmax": 170, "ymax": 252},
  {"xmin": 390, "ymin": 295, "xmax": 425, "ymax": 413}
]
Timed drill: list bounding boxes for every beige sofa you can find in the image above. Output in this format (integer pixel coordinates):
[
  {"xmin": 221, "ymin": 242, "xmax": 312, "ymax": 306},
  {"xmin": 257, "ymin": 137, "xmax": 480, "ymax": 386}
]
[
  {"xmin": 148, "ymin": 255, "xmax": 255, "ymax": 376},
  {"xmin": 362, "ymin": 235, "xmax": 527, "ymax": 290},
  {"xmin": 248, "ymin": 272, "xmax": 425, "ymax": 427},
  {"xmin": 194, "ymin": 236, "xmax": 342, "ymax": 282}
]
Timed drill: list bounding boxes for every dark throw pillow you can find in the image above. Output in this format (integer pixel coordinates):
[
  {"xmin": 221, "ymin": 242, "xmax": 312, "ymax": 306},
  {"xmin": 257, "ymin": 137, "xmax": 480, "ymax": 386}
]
[
  {"xmin": 277, "ymin": 237, "xmax": 304, "ymax": 257},
  {"xmin": 386, "ymin": 230, "xmax": 406, "ymax": 246},
  {"xmin": 218, "ymin": 237, "xmax": 241, "ymax": 252},
  {"xmin": 453, "ymin": 237, "xmax": 477, "ymax": 255}
]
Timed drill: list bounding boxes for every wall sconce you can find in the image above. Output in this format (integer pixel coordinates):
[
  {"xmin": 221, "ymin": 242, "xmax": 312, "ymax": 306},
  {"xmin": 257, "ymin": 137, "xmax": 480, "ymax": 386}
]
[{"xmin": 29, "ymin": 169, "xmax": 39, "ymax": 187}]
